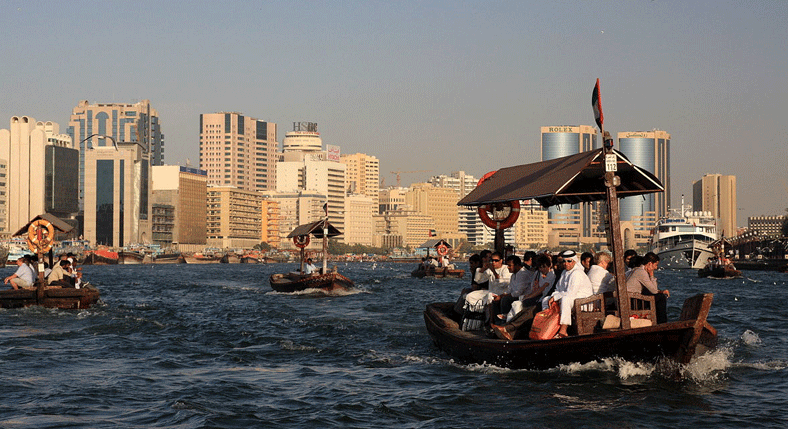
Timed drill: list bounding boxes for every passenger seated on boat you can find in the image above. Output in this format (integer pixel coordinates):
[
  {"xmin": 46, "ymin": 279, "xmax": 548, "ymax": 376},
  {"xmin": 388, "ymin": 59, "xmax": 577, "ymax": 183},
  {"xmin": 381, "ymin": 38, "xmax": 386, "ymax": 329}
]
[
  {"xmin": 484, "ymin": 252, "xmax": 511, "ymax": 295},
  {"xmin": 466, "ymin": 254, "xmax": 487, "ymax": 291},
  {"xmin": 581, "ymin": 251, "xmax": 594, "ymax": 273},
  {"xmin": 587, "ymin": 251, "xmax": 616, "ymax": 295},
  {"xmin": 623, "ymin": 249, "xmax": 638, "ymax": 276},
  {"xmin": 4, "ymin": 257, "xmax": 36, "ymax": 290},
  {"xmin": 304, "ymin": 258, "xmax": 318, "ymax": 275},
  {"xmin": 626, "ymin": 252, "xmax": 669, "ymax": 324},
  {"xmin": 543, "ymin": 250, "xmax": 593, "ymax": 338},
  {"xmin": 489, "ymin": 255, "xmax": 532, "ymax": 324},
  {"xmin": 48, "ymin": 259, "xmax": 76, "ymax": 288},
  {"xmin": 519, "ymin": 254, "xmax": 556, "ymax": 306}
]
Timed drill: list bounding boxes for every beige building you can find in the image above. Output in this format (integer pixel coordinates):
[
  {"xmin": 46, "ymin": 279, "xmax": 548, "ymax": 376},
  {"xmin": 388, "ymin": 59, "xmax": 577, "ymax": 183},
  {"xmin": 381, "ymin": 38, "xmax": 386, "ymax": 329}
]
[
  {"xmin": 405, "ymin": 183, "xmax": 459, "ymax": 237},
  {"xmin": 514, "ymin": 203, "xmax": 549, "ymax": 249},
  {"xmin": 693, "ymin": 174, "xmax": 737, "ymax": 236},
  {"xmin": 0, "ymin": 117, "xmax": 79, "ymax": 235},
  {"xmin": 199, "ymin": 112, "xmax": 278, "ymax": 192},
  {"xmin": 344, "ymin": 193, "xmax": 375, "ymax": 246},
  {"xmin": 84, "ymin": 142, "xmax": 152, "ymax": 247},
  {"xmin": 340, "ymin": 153, "xmax": 380, "ymax": 202},
  {"xmin": 151, "ymin": 165, "xmax": 208, "ymax": 249},
  {"xmin": 384, "ymin": 209, "xmax": 436, "ymax": 249},
  {"xmin": 206, "ymin": 186, "xmax": 265, "ymax": 249}
]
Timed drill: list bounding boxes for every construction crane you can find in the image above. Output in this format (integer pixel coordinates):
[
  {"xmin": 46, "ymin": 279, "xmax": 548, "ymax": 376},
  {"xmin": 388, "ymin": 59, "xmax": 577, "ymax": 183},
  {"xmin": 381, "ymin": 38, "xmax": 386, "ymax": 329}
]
[{"xmin": 390, "ymin": 170, "xmax": 431, "ymax": 188}]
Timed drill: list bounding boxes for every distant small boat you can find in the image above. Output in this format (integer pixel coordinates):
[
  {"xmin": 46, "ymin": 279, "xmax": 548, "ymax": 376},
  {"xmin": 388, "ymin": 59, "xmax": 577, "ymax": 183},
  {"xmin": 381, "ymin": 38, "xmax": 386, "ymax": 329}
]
[
  {"xmin": 411, "ymin": 266, "xmax": 465, "ymax": 278},
  {"xmin": 269, "ymin": 271, "xmax": 354, "ymax": 293},
  {"xmin": 269, "ymin": 219, "xmax": 354, "ymax": 293}
]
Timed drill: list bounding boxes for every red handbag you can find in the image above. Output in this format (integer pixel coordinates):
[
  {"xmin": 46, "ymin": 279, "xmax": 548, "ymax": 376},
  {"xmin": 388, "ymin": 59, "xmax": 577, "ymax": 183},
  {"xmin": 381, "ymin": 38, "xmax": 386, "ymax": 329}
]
[{"xmin": 529, "ymin": 300, "xmax": 561, "ymax": 340}]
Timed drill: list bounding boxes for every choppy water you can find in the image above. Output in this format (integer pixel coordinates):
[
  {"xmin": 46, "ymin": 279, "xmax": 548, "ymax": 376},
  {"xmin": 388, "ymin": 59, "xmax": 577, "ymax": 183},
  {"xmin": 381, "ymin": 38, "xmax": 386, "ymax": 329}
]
[{"xmin": 1, "ymin": 262, "xmax": 787, "ymax": 428}]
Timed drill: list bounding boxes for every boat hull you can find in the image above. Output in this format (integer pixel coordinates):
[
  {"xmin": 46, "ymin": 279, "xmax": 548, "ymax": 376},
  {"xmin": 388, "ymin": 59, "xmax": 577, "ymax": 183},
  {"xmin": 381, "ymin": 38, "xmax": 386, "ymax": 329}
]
[
  {"xmin": 654, "ymin": 240, "xmax": 714, "ymax": 269},
  {"xmin": 1, "ymin": 285, "xmax": 100, "ymax": 309},
  {"xmin": 411, "ymin": 267, "xmax": 465, "ymax": 278},
  {"xmin": 118, "ymin": 251, "xmax": 145, "ymax": 264},
  {"xmin": 424, "ymin": 294, "xmax": 717, "ymax": 371},
  {"xmin": 269, "ymin": 272, "xmax": 354, "ymax": 293}
]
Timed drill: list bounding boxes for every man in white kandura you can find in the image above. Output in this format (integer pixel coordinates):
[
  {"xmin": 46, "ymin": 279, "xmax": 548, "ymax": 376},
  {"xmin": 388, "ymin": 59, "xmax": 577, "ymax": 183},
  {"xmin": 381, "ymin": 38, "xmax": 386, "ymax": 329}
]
[{"xmin": 543, "ymin": 250, "xmax": 593, "ymax": 338}]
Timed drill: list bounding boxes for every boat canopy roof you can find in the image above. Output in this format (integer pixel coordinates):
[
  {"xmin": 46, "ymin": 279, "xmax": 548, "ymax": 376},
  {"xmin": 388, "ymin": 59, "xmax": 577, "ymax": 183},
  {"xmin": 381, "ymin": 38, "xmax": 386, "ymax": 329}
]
[
  {"xmin": 13, "ymin": 213, "xmax": 74, "ymax": 237},
  {"xmin": 287, "ymin": 220, "xmax": 343, "ymax": 239},
  {"xmin": 458, "ymin": 148, "xmax": 663, "ymax": 208},
  {"xmin": 418, "ymin": 239, "xmax": 452, "ymax": 249}
]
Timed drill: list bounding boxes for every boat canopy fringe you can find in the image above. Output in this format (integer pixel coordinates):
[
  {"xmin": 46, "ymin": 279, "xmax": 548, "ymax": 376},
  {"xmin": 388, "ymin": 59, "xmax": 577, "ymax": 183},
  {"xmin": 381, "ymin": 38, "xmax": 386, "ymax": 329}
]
[
  {"xmin": 287, "ymin": 220, "xmax": 343, "ymax": 239},
  {"xmin": 458, "ymin": 148, "xmax": 663, "ymax": 208}
]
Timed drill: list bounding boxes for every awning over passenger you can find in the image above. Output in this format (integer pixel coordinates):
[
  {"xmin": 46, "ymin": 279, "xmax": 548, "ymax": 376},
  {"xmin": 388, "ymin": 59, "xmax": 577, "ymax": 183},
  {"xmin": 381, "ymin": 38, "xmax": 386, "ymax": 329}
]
[
  {"xmin": 458, "ymin": 148, "xmax": 663, "ymax": 208},
  {"xmin": 287, "ymin": 220, "xmax": 343, "ymax": 238}
]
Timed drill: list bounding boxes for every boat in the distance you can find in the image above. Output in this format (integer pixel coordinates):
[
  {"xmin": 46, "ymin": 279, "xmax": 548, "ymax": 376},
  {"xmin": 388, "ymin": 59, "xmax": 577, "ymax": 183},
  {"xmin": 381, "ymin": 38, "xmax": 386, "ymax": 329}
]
[
  {"xmin": 411, "ymin": 239, "xmax": 465, "ymax": 278},
  {"xmin": 649, "ymin": 205, "xmax": 718, "ymax": 269},
  {"xmin": 1, "ymin": 213, "xmax": 100, "ymax": 309},
  {"xmin": 698, "ymin": 237, "xmax": 742, "ymax": 278},
  {"xmin": 269, "ymin": 219, "xmax": 355, "ymax": 293}
]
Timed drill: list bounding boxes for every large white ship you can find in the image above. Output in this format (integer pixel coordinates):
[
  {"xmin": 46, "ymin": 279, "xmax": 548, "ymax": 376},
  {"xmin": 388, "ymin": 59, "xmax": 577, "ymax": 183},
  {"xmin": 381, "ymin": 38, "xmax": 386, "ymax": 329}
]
[{"xmin": 649, "ymin": 208, "xmax": 718, "ymax": 269}]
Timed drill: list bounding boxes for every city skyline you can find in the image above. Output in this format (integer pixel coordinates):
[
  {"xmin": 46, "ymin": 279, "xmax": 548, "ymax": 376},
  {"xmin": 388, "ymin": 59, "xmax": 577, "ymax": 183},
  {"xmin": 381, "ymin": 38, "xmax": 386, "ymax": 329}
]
[{"xmin": 2, "ymin": 1, "xmax": 786, "ymax": 226}]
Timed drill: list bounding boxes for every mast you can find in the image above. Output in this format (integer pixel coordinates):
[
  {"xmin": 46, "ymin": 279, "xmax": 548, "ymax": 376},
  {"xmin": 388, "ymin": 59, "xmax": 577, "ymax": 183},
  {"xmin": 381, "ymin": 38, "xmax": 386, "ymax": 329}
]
[
  {"xmin": 322, "ymin": 202, "xmax": 329, "ymax": 274},
  {"xmin": 595, "ymin": 79, "xmax": 632, "ymax": 329}
]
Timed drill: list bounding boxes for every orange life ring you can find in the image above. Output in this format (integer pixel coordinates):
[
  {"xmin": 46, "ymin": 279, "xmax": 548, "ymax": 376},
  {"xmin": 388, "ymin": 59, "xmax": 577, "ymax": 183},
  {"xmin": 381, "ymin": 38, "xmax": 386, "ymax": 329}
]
[
  {"xmin": 293, "ymin": 235, "xmax": 310, "ymax": 248},
  {"xmin": 476, "ymin": 171, "xmax": 520, "ymax": 229},
  {"xmin": 27, "ymin": 219, "xmax": 55, "ymax": 253},
  {"xmin": 436, "ymin": 244, "xmax": 449, "ymax": 256}
]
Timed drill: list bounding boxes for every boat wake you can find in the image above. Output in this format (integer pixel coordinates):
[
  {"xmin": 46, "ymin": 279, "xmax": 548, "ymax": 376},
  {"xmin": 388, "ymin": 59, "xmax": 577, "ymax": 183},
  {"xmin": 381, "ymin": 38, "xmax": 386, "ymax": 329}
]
[{"xmin": 267, "ymin": 287, "xmax": 366, "ymax": 297}]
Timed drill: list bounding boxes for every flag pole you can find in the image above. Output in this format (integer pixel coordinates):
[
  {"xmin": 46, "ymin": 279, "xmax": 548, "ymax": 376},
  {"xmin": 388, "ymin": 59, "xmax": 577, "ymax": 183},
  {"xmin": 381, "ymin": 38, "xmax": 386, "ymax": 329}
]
[{"xmin": 593, "ymin": 78, "xmax": 632, "ymax": 329}]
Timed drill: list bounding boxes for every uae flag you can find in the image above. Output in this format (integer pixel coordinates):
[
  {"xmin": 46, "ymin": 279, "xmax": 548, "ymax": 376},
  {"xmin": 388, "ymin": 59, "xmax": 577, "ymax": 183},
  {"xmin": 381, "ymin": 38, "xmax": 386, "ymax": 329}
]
[{"xmin": 592, "ymin": 78, "xmax": 604, "ymax": 130}]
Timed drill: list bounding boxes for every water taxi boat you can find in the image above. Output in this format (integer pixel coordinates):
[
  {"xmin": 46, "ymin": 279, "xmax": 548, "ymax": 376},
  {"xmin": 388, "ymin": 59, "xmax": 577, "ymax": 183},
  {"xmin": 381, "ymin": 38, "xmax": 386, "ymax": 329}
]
[
  {"xmin": 269, "ymin": 219, "xmax": 355, "ymax": 293},
  {"xmin": 425, "ymin": 83, "xmax": 717, "ymax": 373}
]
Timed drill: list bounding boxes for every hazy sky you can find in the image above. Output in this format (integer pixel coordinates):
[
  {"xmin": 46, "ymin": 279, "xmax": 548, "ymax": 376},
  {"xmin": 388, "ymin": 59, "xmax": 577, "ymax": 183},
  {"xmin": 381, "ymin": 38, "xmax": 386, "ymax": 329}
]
[{"xmin": 2, "ymin": 0, "xmax": 786, "ymax": 226}]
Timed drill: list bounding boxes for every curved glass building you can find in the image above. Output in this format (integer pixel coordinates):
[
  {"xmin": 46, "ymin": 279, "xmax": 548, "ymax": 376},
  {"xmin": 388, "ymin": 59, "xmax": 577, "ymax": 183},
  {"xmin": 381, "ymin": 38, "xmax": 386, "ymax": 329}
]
[
  {"xmin": 540, "ymin": 126, "xmax": 598, "ymax": 236},
  {"xmin": 617, "ymin": 130, "xmax": 670, "ymax": 223}
]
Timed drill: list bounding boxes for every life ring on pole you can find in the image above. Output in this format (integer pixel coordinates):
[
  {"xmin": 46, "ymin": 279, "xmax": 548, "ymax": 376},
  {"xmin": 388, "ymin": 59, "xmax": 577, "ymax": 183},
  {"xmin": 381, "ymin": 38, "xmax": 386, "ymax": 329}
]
[
  {"xmin": 476, "ymin": 170, "xmax": 520, "ymax": 229},
  {"xmin": 436, "ymin": 244, "xmax": 449, "ymax": 256},
  {"xmin": 27, "ymin": 219, "xmax": 55, "ymax": 253},
  {"xmin": 293, "ymin": 235, "xmax": 310, "ymax": 248}
]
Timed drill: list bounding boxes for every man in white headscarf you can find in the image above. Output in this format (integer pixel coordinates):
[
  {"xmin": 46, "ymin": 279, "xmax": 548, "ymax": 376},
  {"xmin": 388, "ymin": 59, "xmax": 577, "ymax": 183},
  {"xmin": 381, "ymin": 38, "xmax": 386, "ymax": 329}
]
[{"xmin": 543, "ymin": 250, "xmax": 593, "ymax": 338}]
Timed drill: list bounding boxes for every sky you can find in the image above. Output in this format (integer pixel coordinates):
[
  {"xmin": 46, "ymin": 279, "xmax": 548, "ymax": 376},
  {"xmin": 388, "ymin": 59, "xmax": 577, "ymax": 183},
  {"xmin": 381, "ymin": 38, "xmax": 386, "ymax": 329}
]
[{"xmin": 1, "ymin": 0, "xmax": 786, "ymax": 226}]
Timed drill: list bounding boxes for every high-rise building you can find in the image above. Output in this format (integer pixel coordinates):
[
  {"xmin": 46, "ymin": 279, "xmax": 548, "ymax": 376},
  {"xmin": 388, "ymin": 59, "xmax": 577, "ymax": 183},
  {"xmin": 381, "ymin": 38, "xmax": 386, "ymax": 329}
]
[
  {"xmin": 206, "ymin": 186, "xmax": 265, "ymax": 249},
  {"xmin": 276, "ymin": 122, "xmax": 345, "ymax": 238},
  {"xmin": 0, "ymin": 117, "xmax": 79, "ymax": 234},
  {"xmin": 83, "ymin": 142, "xmax": 151, "ymax": 247},
  {"xmin": 514, "ymin": 201, "xmax": 549, "ymax": 249},
  {"xmin": 344, "ymin": 193, "xmax": 375, "ymax": 246},
  {"xmin": 260, "ymin": 199, "xmax": 280, "ymax": 249},
  {"xmin": 199, "ymin": 112, "xmax": 278, "ymax": 192},
  {"xmin": 340, "ymin": 152, "xmax": 380, "ymax": 202},
  {"xmin": 541, "ymin": 125, "xmax": 598, "ymax": 238},
  {"xmin": 261, "ymin": 190, "xmax": 325, "ymax": 249},
  {"xmin": 429, "ymin": 171, "xmax": 478, "ymax": 244},
  {"xmin": 617, "ymin": 130, "xmax": 670, "ymax": 223},
  {"xmin": 68, "ymin": 100, "xmax": 164, "ymax": 209},
  {"xmin": 151, "ymin": 165, "xmax": 208, "ymax": 250},
  {"xmin": 405, "ymin": 183, "xmax": 459, "ymax": 237},
  {"xmin": 693, "ymin": 174, "xmax": 737, "ymax": 237}
]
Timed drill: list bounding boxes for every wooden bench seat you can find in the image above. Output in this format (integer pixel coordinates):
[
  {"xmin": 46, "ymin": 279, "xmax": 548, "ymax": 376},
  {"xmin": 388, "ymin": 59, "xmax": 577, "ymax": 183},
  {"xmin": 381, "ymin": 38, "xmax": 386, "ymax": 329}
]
[{"xmin": 573, "ymin": 291, "xmax": 657, "ymax": 335}]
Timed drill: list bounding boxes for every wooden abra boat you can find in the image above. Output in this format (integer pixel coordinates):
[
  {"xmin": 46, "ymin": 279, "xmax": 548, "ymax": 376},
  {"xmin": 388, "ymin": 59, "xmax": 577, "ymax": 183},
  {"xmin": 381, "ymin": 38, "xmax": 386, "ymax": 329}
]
[
  {"xmin": 270, "ymin": 271, "xmax": 354, "ymax": 293},
  {"xmin": 698, "ymin": 264, "xmax": 742, "ymax": 279},
  {"xmin": 425, "ymin": 81, "xmax": 718, "ymax": 372},
  {"xmin": 1, "ymin": 284, "xmax": 100, "ymax": 309},
  {"xmin": 269, "ymin": 219, "xmax": 355, "ymax": 293},
  {"xmin": 1, "ymin": 213, "xmax": 101, "ymax": 309},
  {"xmin": 425, "ymin": 294, "xmax": 716, "ymax": 370},
  {"xmin": 411, "ymin": 266, "xmax": 465, "ymax": 278}
]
